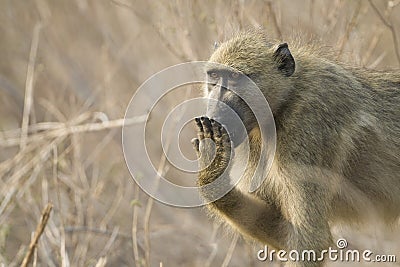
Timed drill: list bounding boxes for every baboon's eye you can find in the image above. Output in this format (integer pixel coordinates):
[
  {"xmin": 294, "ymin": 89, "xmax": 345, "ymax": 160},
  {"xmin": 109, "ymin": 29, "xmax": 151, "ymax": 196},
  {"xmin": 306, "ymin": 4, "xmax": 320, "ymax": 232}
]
[
  {"xmin": 209, "ymin": 72, "xmax": 219, "ymax": 79},
  {"xmin": 230, "ymin": 72, "xmax": 240, "ymax": 79}
]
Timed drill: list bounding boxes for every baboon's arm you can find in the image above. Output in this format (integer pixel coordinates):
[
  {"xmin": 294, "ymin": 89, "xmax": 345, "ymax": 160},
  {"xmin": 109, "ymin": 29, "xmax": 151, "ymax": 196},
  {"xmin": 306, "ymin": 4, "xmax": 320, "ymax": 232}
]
[
  {"xmin": 192, "ymin": 117, "xmax": 290, "ymax": 249},
  {"xmin": 208, "ymin": 179, "xmax": 289, "ymax": 249},
  {"xmin": 202, "ymin": 173, "xmax": 332, "ymax": 267},
  {"xmin": 193, "ymin": 117, "xmax": 332, "ymax": 266}
]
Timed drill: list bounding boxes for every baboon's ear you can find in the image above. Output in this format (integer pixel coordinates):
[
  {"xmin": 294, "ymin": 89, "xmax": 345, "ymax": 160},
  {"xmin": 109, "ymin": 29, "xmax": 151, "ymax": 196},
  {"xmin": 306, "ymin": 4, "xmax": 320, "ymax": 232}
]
[{"xmin": 273, "ymin": 43, "xmax": 295, "ymax": 77}]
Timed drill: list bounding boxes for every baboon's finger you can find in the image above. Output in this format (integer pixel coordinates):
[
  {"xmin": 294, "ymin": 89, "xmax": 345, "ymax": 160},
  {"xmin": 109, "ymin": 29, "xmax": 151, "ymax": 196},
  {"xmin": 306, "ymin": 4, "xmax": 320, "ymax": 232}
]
[
  {"xmin": 201, "ymin": 117, "xmax": 213, "ymax": 139},
  {"xmin": 195, "ymin": 117, "xmax": 203, "ymax": 131},
  {"xmin": 191, "ymin": 138, "xmax": 200, "ymax": 153},
  {"xmin": 211, "ymin": 119, "xmax": 222, "ymax": 145},
  {"xmin": 220, "ymin": 125, "xmax": 231, "ymax": 148},
  {"xmin": 195, "ymin": 117, "xmax": 204, "ymax": 139},
  {"xmin": 210, "ymin": 119, "xmax": 221, "ymax": 135}
]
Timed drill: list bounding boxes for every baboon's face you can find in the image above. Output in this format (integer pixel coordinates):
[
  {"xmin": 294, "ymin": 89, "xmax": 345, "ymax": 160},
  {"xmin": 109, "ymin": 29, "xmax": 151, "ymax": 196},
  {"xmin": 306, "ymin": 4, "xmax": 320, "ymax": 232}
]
[
  {"xmin": 205, "ymin": 34, "xmax": 296, "ymax": 146},
  {"xmin": 204, "ymin": 67, "xmax": 258, "ymax": 146}
]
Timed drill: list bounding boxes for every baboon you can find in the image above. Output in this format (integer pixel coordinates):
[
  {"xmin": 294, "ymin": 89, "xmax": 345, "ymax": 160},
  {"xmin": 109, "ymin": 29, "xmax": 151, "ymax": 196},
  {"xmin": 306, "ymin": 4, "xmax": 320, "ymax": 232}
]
[{"xmin": 192, "ymin": 31, "xmax": 400, "ymax": 266}]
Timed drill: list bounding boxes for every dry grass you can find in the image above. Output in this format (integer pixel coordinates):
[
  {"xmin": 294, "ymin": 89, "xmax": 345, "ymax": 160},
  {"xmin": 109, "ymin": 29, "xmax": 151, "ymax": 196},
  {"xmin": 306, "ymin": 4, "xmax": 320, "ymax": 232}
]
[{"xmin": 0, "ymin": 1, "xmax": 399, "ymax": 266}]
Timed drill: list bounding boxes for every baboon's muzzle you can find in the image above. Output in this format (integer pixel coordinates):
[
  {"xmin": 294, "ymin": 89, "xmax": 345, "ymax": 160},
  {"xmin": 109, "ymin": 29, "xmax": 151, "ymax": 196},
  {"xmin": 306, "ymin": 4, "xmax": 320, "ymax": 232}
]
[{"xmin": 206, "ymin": 94, "xmax": 250, "ymax": 147}]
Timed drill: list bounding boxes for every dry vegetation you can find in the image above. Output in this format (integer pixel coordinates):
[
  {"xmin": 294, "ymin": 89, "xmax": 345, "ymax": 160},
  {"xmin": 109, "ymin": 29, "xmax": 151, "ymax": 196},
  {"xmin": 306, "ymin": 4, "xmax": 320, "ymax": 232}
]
[{"xmin": 0, "ymin": 0, "xmax": 399, "ymax": 266}]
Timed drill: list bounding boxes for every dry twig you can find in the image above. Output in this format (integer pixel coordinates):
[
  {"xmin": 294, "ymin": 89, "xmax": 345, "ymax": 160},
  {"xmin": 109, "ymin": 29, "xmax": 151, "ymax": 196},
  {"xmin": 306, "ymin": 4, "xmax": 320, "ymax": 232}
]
[
  {"xmin": 221, "ymin": 234, "xmax": 239, "ymax": 267},
  {"xmin": 0, "ymin": 115, "xmax": 147, "ymax": 147},
  {"xmin": 337, "ymin": 0, "xmax": 362, "ymax": 58},
  {"xmin": 20, "ymin": 23, "xmax": 42, "ymax": 151},
  {"xmin": 20, "ymin": 203, "xmax": 53, "ymax": 267},
  {"xmin": 110, "ymin": 0, "xmax": 190, "ymax": 61},
  {"xmin": 132, "ymin": 184, "xmax": 141, "ymax": 266},
  {"xmin": 368, "ymin": 0, "xmax": 400, "ymax": 66},
  {"xmin": 265, "ymin": 1, "xmax": 282, "ymax": 39}
]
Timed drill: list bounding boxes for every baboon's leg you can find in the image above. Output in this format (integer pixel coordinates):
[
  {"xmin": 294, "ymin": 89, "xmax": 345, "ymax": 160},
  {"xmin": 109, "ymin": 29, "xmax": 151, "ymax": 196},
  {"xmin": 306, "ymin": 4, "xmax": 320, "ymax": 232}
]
[{"xmin": 284, "ymin": 181, "xmax": 333, "ymax": 266}]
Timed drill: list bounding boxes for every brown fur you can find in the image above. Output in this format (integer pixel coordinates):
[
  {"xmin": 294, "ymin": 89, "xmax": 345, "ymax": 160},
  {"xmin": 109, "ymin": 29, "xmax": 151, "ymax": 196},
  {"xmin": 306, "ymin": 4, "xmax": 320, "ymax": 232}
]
[{"xmin": 192, "ymin": 31, "xmax": 400, "ymax": 266}]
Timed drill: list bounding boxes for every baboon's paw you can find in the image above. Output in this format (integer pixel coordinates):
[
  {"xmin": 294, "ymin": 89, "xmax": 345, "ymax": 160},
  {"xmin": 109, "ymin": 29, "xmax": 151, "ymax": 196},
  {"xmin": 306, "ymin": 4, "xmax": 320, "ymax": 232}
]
[
  {"xmin": 194, "ymin": 116, "xmax": 219, "ymax": 141},
  {"xmin": 210, "ymin": 119, "xmax": 229, "ymax": 151},
  {"xmin": 194, "ymin": 116, "xmax": 231, "ymax": 152},
  {"xmin": 193, "ymin": 116, "xmax": 232, "ymax": 171}
]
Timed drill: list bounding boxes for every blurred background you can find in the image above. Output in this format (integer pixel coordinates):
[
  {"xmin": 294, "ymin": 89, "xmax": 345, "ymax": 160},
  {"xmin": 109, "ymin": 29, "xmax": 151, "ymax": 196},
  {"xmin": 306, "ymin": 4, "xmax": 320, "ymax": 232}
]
[{"xmin": 0, "ymin": 0, "xmax": 399, "ymax": 266}]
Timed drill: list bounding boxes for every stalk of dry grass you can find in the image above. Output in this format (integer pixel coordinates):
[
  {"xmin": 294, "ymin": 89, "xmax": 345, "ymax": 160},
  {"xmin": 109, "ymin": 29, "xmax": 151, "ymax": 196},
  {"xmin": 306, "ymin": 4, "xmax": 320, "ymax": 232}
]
[
  {"xmin": 20, "ymin": 203, "xmax": 53, "ymax": 267},
  {"xmin": 368, "ymin": 0, "xmax": 400, "ymax": 66},
  {"xmin": 265, "ymin": 1, "xmax": 282, "ymax": 40},
  {"xmin": 131, "ymin": 183, "xmax": 141, "ymax": 266},
  {"xmin": 0, "ymin": 115, "xmax": 146, "ymax": 148},
  {"xmin": 336, "ymin": 0, "xmax": 363, "ymax": 59},
  {"xmin": 20, "ymin": 23, "xmax": 42, "ymax": 151},
  {"xmin": 221, "ymin": 233, "xmax": 239, "ymax": 267}
]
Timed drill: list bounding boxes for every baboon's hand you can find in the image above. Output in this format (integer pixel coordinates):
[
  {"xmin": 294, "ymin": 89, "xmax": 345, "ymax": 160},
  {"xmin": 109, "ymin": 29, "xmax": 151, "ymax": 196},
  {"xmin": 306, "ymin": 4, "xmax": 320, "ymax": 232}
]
[{"xmin": 192, "ymin": 117, "xmax": 231, "ymax": 185}]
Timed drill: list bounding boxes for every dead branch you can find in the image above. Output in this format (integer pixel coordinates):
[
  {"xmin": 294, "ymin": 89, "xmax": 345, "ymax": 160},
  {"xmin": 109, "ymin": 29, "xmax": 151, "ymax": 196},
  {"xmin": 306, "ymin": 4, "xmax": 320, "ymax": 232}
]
[
  {"xmin": 0, "ymin": 115, "xmax": 147, "ymax": 147},
  {"xmin": 20, "ymin": 203, "xmax": 53, "ymax": 267},
  {"xmin": 20, "ymin": 23, "xmax": 42, "ymax": 151},
  {"xmin": 368, "ymin": 0, "xmax": 400, "ymax": 66}
]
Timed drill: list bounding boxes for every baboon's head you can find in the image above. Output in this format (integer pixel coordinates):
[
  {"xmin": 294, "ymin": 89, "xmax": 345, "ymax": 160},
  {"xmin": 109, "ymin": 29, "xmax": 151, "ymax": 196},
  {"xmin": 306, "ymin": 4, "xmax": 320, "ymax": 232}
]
[{"xmin": 205, "ymin": 32, "xmax": 295, "ymax": 146}]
